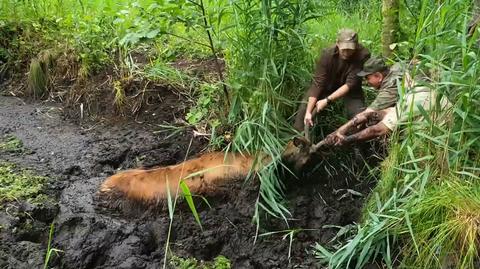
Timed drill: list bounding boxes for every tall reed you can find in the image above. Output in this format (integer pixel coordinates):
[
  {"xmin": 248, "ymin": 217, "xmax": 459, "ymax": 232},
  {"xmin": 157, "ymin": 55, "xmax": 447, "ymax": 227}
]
[{"xmin": 225, "ymin": 0, "xmax": 320, "ymax": 220}]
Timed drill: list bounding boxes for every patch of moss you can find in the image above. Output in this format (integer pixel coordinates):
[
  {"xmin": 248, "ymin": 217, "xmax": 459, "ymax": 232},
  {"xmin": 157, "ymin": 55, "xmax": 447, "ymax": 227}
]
[
  {"xmin": 169, "ymin": 255, "xmax": 231, "ymax": 269},
  {"xmin": 0, "ymin": 162, "xmax": 47, "ymax": 204},
  {"xmin": 0, "ymin": 135, "xmax": 24, "ymax": 153}
]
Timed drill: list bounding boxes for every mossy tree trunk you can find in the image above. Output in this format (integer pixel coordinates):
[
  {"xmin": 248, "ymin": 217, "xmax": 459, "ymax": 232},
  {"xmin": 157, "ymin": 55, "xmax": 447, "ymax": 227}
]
[{"xmin": 382, "ymin": 0, "xmax": 400, "ymax": 59}]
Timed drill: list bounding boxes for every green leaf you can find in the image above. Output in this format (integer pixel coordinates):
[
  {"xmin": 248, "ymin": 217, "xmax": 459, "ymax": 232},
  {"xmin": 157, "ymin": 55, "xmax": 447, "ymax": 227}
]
[
  {"xmin": 166, "ymin": 176, "xmax": 174, "ymax": 220},
  {"xmin": 146, "ymin": 29, "xmax": 159, "ymax": 38},
  {"xmin": 180, "ymin": 180, "xmax": 203, "ymax": 230}
]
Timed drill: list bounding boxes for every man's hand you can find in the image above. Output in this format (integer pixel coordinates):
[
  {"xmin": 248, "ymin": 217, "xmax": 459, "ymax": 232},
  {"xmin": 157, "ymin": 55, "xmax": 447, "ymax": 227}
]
[
  {"xmin": 323, "ymin": 132, "xmax": 345, "ymax": 146},
  {"xmin": 334, "ymin": 133, "xmax": 347, "ymax": 145},
  {"xmin": 352, "ymin": 114, "xmax": 367, "ymax": 128},
  {"xmin": 316, "ymin": 99, "xmax": 328, "ymax": 112},
  {"xmin": 322, "ymin": 134, "xmax": 335, "ymax": 146},
  {"xmin": 304, "ymin": 112, "xmax": 314, "ymax": 127}
]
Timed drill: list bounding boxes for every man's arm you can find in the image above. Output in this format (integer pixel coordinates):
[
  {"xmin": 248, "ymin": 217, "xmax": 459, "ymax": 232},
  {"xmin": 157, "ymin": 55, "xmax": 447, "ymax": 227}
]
[
  {"xmin": 360, "ymin": 107, "xmax": 375, "ymax": 114},
  {"xmin": 340, "ymin": 122, "xmax": 390, "ymax": 145},
  {"xmin": 319, "ymin": 111, "xmax": 369, "ymax": 146},
  {"xmin": 306, "ymin": 97, "xmax": 318, "ymax": 115},
  {"xmin": 312, "ymin": 121, "xmax": 389, "ymax": 152},
  {"xmin": 318, "ymin": 110, "xmax": 384, "ymax": 148},
  {"xmin": 317, "ymin": 53, "xmax": 369, "ymax": 111},
  {"xmin": 327, "ymin": 84, "xmax": 350, "ymax": 101},
  {"xmin": 337, "ymin": 107, "xmax": 376, "ymax": 131},
  {"xmin": 315, "ymin": 84, "xmax": 351, "ymax": 112},
  {"xmin": 336, "ymin": 110, "xmax": 380, "ymax": 135},
  {"xmin": 328, "ymin": 57, "xmax": 366, "ymax": 102}
]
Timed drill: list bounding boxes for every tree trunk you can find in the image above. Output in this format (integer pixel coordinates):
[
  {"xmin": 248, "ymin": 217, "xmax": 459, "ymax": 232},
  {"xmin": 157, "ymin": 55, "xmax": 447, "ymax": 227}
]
[
  {"xmin": 382, "ymin": 0, "xmax": 400, "ymax": 59},
  {"xmin": 468, "ymin": 0, "xmax": 480, "ymax": 36}
]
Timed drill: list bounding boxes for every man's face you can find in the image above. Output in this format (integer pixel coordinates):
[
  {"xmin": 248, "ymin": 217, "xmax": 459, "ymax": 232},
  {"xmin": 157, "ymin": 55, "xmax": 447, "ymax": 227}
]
[
  {"xmin": 366, "ymin": 72, "xmax": 383, "ymax": 89},
  {"xmin": 338, "ymin": 47, "xmax": 355, "ymax": 60}
]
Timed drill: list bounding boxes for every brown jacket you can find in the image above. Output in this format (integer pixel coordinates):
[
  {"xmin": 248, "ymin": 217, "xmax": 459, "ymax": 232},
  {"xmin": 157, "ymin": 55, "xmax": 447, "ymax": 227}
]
[{"xmin": 307, "ymin": 45, "xmax": 370, "ymax": 99}]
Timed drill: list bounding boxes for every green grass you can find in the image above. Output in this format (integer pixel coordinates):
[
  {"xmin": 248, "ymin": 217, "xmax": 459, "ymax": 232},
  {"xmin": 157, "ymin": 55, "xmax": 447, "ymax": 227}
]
[
  {"xmin": 0, "ymin": 162, "xmax": 48, "ymax": 204},
  {"xmin": 43, "ymin": 222, "xmax": 63, "ymax": 269},
  {"xmin": 401, "ymin": 179, "xmax": 480, "ymax": 268},
  {"xmin": 306, "ymin": 4, "xmax": 382, "ymax": 56},
  {"xmin": 0, "ymin": 135, "xmax": 24, "ymax": 153},
  {"xmin": 144, "ymin": 60, "xmax": 199, "ymax": 90},
  {"xmin": 169, "ymin": 255, "xmax": 231, "ymax": 269},
  {"xmin": 0, "ymin": 0, "xmax": 215, "ymax": 78}
]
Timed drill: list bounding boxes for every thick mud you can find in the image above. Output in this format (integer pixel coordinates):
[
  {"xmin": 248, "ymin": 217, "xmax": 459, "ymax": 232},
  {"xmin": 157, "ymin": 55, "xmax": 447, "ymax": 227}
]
[{"xmin": 0, "ymin": 93, "xmax": 376, "ymax": 269}]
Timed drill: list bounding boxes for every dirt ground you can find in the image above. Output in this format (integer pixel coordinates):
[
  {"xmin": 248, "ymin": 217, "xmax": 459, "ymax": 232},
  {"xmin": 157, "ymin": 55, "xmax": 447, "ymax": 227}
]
[{"xmin": 0, "ymin": 91, "xmax": 377, "ymax": 269}]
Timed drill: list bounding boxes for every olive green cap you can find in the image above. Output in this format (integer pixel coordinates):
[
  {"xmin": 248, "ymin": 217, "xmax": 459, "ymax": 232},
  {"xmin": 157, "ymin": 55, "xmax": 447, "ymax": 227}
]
[
  {"xmin": 357, "ymin": 57, "xmax": 388, "ymax": 77},
  {"xmin": 336, "ymin": 28, "xmax": 358, "ymax": 50}
]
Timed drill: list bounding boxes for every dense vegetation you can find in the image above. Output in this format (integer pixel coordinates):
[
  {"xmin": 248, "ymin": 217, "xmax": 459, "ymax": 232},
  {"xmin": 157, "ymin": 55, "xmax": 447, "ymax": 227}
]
[{"xmin": 1, "ymin": 0, "xmax": 479, "ymax": 268}]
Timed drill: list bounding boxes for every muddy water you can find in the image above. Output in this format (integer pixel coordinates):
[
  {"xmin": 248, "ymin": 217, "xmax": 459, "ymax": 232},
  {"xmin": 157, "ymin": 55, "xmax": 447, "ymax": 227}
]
[{"xmin": 0, "ymin": 95, "xmax": 374, "ymax": 269}]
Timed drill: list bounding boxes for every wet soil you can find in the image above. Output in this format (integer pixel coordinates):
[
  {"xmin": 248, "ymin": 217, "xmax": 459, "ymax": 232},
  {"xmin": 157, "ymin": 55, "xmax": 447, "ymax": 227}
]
[{"xmin": 0, "ymin": 93, "xmax": 377, "ymax": 269}]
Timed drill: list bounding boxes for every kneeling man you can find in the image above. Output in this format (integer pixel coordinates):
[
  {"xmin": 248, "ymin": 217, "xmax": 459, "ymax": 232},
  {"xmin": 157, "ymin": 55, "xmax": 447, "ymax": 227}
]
[{"xmin": 321, "ymin": 57, "xmax": 449, "ymax": 146}]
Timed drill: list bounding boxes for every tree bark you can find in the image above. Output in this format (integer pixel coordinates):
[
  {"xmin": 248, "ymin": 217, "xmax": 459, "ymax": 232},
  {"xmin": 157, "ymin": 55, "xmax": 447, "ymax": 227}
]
[
  {"xmin": 382, "ymin": 0, "xmax": 400, "ymax": 59},
  {"xmin": 468, "ymin": 0, "xmax": 480, "ymax": 36}
]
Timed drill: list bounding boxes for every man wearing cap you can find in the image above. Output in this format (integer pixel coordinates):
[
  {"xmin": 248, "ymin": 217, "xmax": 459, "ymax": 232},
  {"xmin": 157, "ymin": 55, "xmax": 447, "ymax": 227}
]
[
  {"xmin": 294, "ymin": 28, "xmax": 371, "ymax": 131},
  {"xmin": 320, "ymin": 57, "xmax": 447, "ymax": 146},
  {"xmin": 356, "ymin": 57, "xmax": 404, "ymax": 114}
]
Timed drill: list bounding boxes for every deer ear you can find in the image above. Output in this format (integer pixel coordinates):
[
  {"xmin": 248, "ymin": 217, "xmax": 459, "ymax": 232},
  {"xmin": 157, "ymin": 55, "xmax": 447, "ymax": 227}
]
[{"xmin": 293, "ymin": 136, "xmax": 310, "ymax": 149}]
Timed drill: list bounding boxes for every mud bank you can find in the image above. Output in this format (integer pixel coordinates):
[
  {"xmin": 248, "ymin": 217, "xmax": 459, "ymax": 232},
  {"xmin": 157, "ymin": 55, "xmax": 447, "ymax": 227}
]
[{"xmin": 0, "ymin": 95, "xmax": 375, "ymax": 269}]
